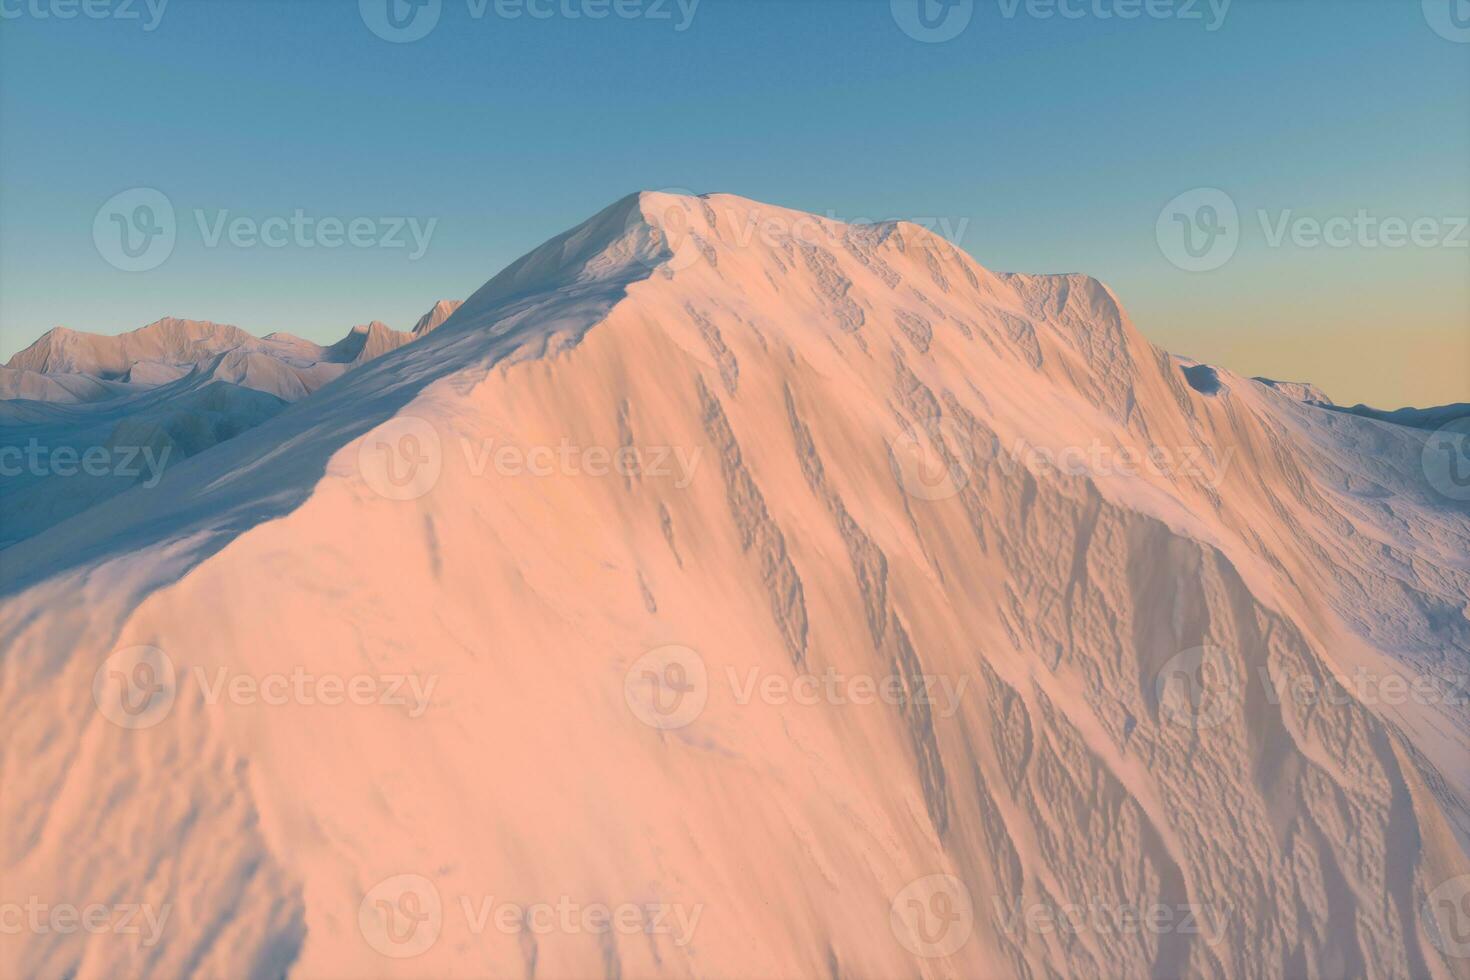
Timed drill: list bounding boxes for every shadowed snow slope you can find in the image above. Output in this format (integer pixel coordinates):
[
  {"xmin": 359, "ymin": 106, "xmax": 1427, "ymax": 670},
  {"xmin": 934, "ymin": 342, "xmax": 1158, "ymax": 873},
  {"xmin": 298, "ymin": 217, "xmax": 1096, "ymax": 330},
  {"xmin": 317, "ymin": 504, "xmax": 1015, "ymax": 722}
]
[
  {"xmin": 2, "ymin": 192, "xmax": 1468, "ymax": 979},
  {"xmin": 0, "ymin": 303, "xmax": 465, "ymax": 545}
]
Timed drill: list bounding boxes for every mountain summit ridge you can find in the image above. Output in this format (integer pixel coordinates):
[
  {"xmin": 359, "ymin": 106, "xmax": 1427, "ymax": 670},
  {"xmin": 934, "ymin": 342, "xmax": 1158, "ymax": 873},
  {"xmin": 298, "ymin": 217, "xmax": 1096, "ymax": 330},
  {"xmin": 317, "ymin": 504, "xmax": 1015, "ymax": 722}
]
[{"xmin": 2, "ymin": 190, "xmax": 1467, "ymax": 979}]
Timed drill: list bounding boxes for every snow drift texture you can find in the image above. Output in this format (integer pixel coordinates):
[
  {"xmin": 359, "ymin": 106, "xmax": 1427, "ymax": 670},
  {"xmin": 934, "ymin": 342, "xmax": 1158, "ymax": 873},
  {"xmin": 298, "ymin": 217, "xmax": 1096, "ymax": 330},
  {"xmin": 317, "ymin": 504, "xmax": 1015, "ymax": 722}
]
[{"xmin": 1, "ymin": 192, "xmax": 1467, "ymax": 979}]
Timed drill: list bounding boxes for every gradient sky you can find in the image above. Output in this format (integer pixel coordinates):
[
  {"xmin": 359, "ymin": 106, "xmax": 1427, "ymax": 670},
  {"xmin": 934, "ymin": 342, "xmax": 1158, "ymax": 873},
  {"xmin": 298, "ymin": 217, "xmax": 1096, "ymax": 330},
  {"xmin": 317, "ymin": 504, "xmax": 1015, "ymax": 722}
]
[{"xmin": 2, "ymin": 0, "xmax": 1466, "ymax": 408}]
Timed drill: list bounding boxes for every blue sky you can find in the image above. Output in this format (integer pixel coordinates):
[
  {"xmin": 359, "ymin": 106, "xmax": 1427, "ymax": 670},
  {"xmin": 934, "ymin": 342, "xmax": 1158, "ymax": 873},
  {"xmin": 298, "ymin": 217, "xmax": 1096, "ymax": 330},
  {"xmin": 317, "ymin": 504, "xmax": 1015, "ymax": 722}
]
[{"xmin": 2, "ymin": 0, "xmax": 1467, "ymax": 406}]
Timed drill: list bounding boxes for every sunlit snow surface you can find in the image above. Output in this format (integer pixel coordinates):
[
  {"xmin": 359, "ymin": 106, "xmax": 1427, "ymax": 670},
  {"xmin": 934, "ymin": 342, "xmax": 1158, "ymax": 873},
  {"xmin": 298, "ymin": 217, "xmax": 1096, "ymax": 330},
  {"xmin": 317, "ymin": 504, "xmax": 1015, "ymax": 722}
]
[{"xmin": 2, "ymin": 193, "xmax": 1468, "ymax": 979}]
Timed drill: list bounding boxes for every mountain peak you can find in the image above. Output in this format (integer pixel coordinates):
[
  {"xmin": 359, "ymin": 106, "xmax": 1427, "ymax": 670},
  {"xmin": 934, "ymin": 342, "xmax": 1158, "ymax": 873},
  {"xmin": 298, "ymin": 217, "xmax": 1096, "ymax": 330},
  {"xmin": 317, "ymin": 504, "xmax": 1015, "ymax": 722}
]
[
  {"xmin": 5, "ymin": 190, "xmax": 1467, "ymax": 980},
  {"xmin": 411, "ymin": 299, "xmax": 464, "ymax": 338},
  {"xmin": 5, "ymin": 317, "xmax": 252, "ymax": 378}
]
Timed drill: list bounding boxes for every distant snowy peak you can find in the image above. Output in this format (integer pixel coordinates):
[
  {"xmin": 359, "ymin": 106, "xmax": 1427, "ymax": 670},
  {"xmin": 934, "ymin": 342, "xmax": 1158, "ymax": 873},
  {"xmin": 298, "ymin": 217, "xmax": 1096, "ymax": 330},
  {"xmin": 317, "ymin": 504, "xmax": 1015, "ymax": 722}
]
[
  {"xmin": 2, "ymin": 299, "xmax": 462, "ymax": 405},
  {"xmin": 411, "ymin": 299, "xmax": 463, "ymax": 337},
  {"xmin": 1327, "ymin": 401, "xmax": 1470, "ymax": 431},
  {"xmin": 7, "ymin": 318, "xmax": 256, "ymax": 379},
  {"xmin": 324, "ymin": 321, "xmax": 414, "ymax": 366},
  {"xmin": 1248, "ymin": 378, "xmax": 1465, "ymax": 433}
]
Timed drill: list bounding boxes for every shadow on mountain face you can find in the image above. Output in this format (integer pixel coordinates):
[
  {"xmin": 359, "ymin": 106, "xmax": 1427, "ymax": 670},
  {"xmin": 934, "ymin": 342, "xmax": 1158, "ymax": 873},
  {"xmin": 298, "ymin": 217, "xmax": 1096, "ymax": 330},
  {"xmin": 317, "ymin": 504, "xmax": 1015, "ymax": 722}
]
[
  {"xmin": 0, "ymin": 194, "xmax": 664, "ymax": 603},
  {"xmin": 1182, "ymin": 363, "xmax": 1222, "ymax": 395}
]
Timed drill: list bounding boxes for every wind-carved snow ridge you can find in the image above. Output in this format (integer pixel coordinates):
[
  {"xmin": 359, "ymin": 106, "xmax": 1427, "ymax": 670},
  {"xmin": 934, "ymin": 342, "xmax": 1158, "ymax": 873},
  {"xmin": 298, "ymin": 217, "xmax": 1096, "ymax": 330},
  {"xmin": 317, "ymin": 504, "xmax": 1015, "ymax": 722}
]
[{"xmin": 2, "ymin": 191, "xmax": 1468, "ymax": 979}]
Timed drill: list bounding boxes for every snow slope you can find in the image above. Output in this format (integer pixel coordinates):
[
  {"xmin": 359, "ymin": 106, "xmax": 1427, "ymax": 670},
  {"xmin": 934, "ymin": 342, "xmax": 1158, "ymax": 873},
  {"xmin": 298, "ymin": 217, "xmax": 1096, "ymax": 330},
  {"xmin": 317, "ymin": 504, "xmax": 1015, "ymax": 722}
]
[
  {"xmin": 0, "ymin": 372, "xmax": 288, "ymax": 549},
  {"xmin": 1252, "ymin": 376, "xmax": 1334, "ymax": 406},
  {"xmin": 1, "ymin": 192, "xmax": 1467, "ymax": 979},
  {"xmin": 0, "ymin": 303, "xmax": 467, "ymax": 546}
]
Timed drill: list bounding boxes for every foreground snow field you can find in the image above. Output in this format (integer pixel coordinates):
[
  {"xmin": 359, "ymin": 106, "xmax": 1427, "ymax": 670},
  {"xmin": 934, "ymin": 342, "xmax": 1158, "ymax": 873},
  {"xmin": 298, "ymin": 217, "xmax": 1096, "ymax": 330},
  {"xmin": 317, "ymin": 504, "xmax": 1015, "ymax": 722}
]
[{"xmin": 2, "ymin": 192, "xmax": 1468, "ymax": 979}]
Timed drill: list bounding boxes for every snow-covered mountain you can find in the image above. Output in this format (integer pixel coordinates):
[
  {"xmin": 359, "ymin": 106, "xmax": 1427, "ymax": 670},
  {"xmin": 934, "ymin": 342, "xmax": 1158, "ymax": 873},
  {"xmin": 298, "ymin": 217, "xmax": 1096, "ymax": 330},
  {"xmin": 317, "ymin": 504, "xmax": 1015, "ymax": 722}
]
[
  {"xmin": 0, "ymin": 303, "xmax": 464, "ymax": 546},
  {"xmin": 2, "ymin": 302, "xmax": 463, "ymax": 404},
  {"xmin": 411, "ymin": 299, "xmax": 463, "ymax": 338},
  {"xmin": 1, "ymin": 192, "xmax": 1467, "ymax": 979}
]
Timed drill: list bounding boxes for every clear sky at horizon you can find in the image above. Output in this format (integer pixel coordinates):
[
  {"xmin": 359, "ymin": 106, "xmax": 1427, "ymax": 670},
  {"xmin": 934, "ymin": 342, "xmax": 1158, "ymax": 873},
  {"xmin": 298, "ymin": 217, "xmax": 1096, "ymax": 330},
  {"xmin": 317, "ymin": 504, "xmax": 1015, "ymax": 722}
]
[{"xmin": 2, "ymin": 0, "xmax": 1466, "ymax": 408}]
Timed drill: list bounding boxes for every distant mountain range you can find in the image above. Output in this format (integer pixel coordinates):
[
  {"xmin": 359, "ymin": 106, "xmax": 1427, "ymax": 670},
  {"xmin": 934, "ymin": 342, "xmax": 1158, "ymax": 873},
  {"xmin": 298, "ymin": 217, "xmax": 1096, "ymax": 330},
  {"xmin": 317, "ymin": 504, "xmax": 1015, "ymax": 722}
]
[{"xmin": 3, "ymin": 300, "xmax": 464, "ymax": 404}]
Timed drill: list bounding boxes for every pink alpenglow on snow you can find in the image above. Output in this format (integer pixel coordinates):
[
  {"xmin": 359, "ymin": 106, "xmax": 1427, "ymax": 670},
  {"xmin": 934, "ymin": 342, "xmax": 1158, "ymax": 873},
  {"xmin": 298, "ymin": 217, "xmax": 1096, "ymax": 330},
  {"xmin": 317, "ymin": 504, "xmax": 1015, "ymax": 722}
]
[{"xmin": 2, "ymin": 193, "xmax": 1468, "ymax": 979}]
